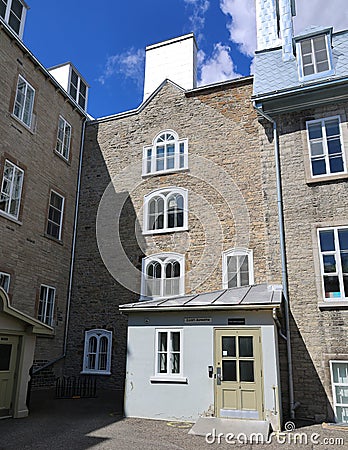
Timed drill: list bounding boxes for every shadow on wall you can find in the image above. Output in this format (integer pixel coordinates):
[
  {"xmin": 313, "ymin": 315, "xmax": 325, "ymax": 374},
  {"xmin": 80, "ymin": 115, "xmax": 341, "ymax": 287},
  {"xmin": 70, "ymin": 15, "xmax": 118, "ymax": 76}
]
[{"xmin": 63, "ymin": 122, "xmax": 147, "ymax": 394}]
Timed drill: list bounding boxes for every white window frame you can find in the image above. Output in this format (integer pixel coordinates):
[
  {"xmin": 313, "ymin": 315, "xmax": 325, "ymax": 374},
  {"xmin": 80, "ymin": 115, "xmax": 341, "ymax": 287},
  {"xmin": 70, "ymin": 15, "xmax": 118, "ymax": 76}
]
[
  {"xmin": 0, "ymin": 272, "xmax": 10, "ymax": 294},
  {"xmin": 0, "ymin": 159, "xmax": 24, "ymax": 220},
  {"xmin": 69, "ymin": 67, "xmax": 88, "ymax": 110},
  {"xmin": 318, "ymin": 227, "xmax": 348, "ymax": 301},
  {"xmin": 330, "ymin": 360, "xmax": 348, "ymax": 424},
  {"xmin": 150, "ymin": 329, "xmax": 187, "ymax": 383},
  {"xmin": 141, "ymin": 253, "xmax": 185, "ymax": 300},
  {"xmin": 143, "ymin": 187, "xmax": 188, "ymax": 235},
  {"xmin": 142, "ymin": 130, "xmax": 188, "ymax": 176},
  {"xmin": 13, "ymin": 75, "xmax": 35, "ymax": 129},
  {"xmin": 222, "ymin": 248, "xmax": 254, "ymax": 289},
  {"xmin": 46, "ymin": 190, "xmax": 65, "ymax": 240},
  {"xmin": 38, "ymin": 284, "xmax": 55, "ymax": 326},
  {"xmin": 0, "ymin": 0, "xmax": 27, "ymax": 38},
  {"xmin": 296, "ymin": 33, "xmax": 334, "ymax": 82},
  {"xmin": 306, "ymin": 116, "xmax": 346, "ymax": 178},
  {"xmin": 55, "ymin": 116, "xmax": 71, "ymax": 160},
  {"xmin": 82, "ymin": 329, "xmax": 112, "ymax": 375}
]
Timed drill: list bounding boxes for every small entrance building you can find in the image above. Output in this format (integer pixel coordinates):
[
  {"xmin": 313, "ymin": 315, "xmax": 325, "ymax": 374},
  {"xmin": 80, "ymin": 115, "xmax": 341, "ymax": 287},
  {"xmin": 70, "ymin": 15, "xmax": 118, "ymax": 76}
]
[
  {"xmin": 120, "ymin": 284, "xmax": 283, "ymax": 431},
  {"xmin": 0, "ymin": 288, "xmax": 53, "ymax": 418}
]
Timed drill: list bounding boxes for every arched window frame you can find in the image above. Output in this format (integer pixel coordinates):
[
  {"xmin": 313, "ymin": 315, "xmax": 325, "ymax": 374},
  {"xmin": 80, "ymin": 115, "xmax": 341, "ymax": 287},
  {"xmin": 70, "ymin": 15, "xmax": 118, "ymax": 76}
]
[
  {"xmin": 82, "ymin": 329, "xmax": 112, "ymax": 375},
  {"xmin": 143, "ymin": 187, "xmax": 188, "ymax": 235},
  {"xmin": 222, "ymin": 248, "xmax": 254, "ymax": 289},
  {"xmin": 141, "ymin": 253, "xmax": 185, "ymax": 300},
  {"xmin": 142, "ymin": 130, "xmax": 188, "ymax": 176}
]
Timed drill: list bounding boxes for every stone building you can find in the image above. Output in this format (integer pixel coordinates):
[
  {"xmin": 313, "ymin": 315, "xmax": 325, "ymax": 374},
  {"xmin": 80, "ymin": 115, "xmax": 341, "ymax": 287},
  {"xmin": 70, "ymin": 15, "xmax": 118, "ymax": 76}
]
[
  {"xmin": 253, "ymin": 0, "xmax": 348, "ymax": 423},
  {"xmin": 0, "ymin": 1, "xmax": 88, "ymax": 417}
]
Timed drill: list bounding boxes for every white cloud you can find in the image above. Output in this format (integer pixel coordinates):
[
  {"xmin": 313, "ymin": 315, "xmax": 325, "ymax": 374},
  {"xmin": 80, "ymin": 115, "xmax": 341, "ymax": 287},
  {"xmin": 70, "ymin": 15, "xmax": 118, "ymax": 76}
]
[
  {"xmin": 98, "ymin": 48, "xmax": 145, "ymax": 86},
  {"xmin": 183, "ymin": 0, "xmax": 210, "ymax": 41},
  {"xmin": 198, "ymin": 43, "xmax": 242, "ymax": 86},
  {"xmin": 294, "ymin": 0, "xmax": 348, "ymax": 34}
]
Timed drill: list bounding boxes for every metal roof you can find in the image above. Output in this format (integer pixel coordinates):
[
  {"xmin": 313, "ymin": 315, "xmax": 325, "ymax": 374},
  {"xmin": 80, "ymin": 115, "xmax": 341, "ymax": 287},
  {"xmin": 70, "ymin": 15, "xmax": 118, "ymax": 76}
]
[{"xmin": 119, "ymin": 284, "xmax": 282, "ymax": 312}]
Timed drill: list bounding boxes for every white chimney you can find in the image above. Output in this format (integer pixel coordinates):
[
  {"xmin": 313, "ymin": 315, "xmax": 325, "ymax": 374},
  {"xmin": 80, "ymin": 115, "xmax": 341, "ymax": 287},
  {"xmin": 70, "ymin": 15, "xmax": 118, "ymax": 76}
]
[
  {"xmin": 279, "ymin": 0, "xmax": 295, "ymax": 61},
  {"xmin": 143, "ymin": 33, "xmax": 197, "ymax": 101}
]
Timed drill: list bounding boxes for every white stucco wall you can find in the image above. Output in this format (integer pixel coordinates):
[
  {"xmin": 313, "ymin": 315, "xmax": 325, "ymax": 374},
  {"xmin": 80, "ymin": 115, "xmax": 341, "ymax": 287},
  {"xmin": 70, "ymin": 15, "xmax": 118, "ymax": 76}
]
[{"xmin": 124, "ymin": 309, "xmax": 281, "ymax": 428}]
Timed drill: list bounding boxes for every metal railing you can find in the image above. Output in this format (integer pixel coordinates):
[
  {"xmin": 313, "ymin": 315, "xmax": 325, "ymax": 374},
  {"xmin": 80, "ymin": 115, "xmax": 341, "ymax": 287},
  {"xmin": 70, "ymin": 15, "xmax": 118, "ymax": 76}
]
[{"xmin": 55, "ymin": 376, "xmax": 97, "ymax": 399}]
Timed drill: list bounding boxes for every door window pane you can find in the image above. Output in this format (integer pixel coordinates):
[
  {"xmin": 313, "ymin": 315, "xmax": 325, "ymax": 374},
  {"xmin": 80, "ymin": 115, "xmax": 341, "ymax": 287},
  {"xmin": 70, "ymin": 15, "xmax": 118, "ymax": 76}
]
[
  {"xmin": 222, "ymin": 361, "xmax": 236, "ymax": 381},
  {"xmin": 0, "ymin": 344, "xmax": 11, "ymax": 371},
  {"xmin": 240, "ymin": 361, "xmax": 254, "ymax": 382},
  {"xmin": 239, "ymin": 337, "xmax": 253, "ymax": 357},
  {"xmin": 222, "ymin": 337, "xmax": 236, "ymax": 357}
]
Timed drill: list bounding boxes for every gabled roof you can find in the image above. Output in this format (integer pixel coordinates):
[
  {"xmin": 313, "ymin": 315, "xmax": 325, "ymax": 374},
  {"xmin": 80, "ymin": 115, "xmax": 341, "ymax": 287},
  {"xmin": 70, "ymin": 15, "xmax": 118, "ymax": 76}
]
[
  {"xmin": 119, "ymin": 283, "xmax": 282, "ymax": 312},
  {"xmin": 0, "ymin": 288, "xmax": 53, "ymax": 335}
]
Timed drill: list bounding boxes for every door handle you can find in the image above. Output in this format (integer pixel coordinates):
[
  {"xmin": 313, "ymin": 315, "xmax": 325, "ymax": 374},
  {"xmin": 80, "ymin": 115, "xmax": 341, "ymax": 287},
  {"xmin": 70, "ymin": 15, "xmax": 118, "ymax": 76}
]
[{"xmin": 216, "ymin": 366, "xmax": 222, "ymax": 385}]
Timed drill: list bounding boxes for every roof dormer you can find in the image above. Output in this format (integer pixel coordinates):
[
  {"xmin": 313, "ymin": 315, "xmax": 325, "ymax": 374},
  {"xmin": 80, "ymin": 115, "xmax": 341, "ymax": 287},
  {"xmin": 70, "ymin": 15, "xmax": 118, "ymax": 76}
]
[{"xmin": 0, "ymin": 0, "xmax": 28, "ymax": 39}]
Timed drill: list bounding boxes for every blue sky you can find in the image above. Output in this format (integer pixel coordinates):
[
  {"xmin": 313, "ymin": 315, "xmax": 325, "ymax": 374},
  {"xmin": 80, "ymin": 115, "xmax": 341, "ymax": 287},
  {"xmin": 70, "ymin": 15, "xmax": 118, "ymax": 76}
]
[{"xmin": 23, "ymin": 0, "xmax": 348, "ymax": 119}]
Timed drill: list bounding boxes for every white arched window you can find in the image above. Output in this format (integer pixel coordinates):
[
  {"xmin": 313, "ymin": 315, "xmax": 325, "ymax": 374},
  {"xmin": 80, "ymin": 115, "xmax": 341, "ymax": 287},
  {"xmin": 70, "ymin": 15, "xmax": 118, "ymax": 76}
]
[
  {"xmin": 141, "ymin": 253, "xmax": 185, "ymax": 299},
  {"xmin": 82, "ymin": 329, "xmax": 112, "ymax": 374},
  {"xmin": 144, "ymin": 187, "xmax": 188, "ymax": 234},
  {"xmin": 143, "ymin": 130, "xmax": 188, "ymax": 175},
  {"xmin": 222, "ymin": 248, "xmax": 254, "ymax": 289}
]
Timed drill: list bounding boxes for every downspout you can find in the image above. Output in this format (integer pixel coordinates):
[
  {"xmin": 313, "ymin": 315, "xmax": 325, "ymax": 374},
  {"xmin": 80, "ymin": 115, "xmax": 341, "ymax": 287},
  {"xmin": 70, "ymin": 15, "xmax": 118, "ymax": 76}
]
[
  {"xmin": 32, "ymin": 117, "xmax": 87, "ymax": 375},
  {"xmin": 253, "ymin": 103, "xmax": 296, "ymax": 420}
]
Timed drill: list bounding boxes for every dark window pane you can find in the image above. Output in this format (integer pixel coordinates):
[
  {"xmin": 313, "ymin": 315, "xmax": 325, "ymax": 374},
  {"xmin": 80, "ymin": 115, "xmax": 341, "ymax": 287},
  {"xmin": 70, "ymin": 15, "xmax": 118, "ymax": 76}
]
[
  {"xmin": 313, "ymin": 36, "xmax": 326, "ymax": 52},
  {"xmin": 341, "ymin": 253, "xmax": 348, "ymax": 273},
  {"xmin": 312, "ymin": 158, "xmax": 326, "ymax": 176},
  {"xmin": 327, "ymin": 138, "xmax": 341, "ymax": 155},
  {"xmin": 308, "ymin": 123, "xmax": 322, "ymax": 140},
  {"xmin": 239, "ymin": 337, "xmax": 253, "ymax": 357},
  {"xmin": 222, "ymin": 337, "xmax": 236, "ymax": 357},
  {"xmin": 8, "ymin": 13, "xmax": 20, "ymax": 33},
  {"xmin": 171, "ymin": 332, "xmax": 180, "ymax": 352},
  {"xmin": 339, "ymin": 230, "xmax": 348, "ymax": 251},
  {"xmin": 344, "ymin": 276, "xmax": 348, "ymax": 298},
  {"xmin": 317, "ymin": 61, "xmax": 329, "ymax": 72},
  {"xmin": 0, "ymin": 344, "xmax": 12, "ymax": 371},
  {"xmin": 329, "ymin": 156, "xmax": 344, "ymax": 173},
  {"xmin": 324, "ymin": 276, "xmax": 341, "ymax": 298},
  {"xmin": 240, "ymin": 361, "xmax": 254, "ymax": 382},
  {"xmin": 304, "ymin": 65, "xmax": 315, "ymax": 76},
  {"xmin": 301, "ymin": 39, "xmax": 312, "ymax": 55},
  {"xmin": 222, "ymin": 361, "xmax": 236, "ymax": 381},
  {"xmin": 11, "ymin": 0, "xmax": 22, "ymax": 18},
  {"xmin": 320, "ymin": 230, "xmax": 335, "ymax": 251},
  {"xmin": 0, "ymin": 0, "xmax": 7, "ymax": 19},
  {"xmin": 323, "ymin": 255, "xmax": 336, "ymax": 273}
]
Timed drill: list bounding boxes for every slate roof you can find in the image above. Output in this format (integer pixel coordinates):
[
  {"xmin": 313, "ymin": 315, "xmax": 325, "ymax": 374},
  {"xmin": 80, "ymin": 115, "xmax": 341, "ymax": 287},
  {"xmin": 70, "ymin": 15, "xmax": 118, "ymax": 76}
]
[
  {"xmin": 253, "ymin": 28, "xmax": 348, "ymax": 98},
  {"xmin": 119, "ymin": 283, "xmax": 282, "ymax": 312}
]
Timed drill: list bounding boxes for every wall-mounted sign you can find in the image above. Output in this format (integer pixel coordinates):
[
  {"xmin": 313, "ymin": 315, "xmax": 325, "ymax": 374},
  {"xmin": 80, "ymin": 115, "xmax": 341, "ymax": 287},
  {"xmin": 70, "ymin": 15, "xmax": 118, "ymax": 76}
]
[
  {"xmin": 184, "ymin": 317, "xmax": 212, "ymax": 323},
  {"xmin": 228, "ymin": 318, "xmax": 246, "ymax": 325}
]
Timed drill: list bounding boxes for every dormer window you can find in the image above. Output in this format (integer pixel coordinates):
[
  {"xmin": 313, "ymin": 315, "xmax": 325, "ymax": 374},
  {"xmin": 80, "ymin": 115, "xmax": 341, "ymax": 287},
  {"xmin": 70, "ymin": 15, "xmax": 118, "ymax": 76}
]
[
  {"xmin": 69, "ymin": 68, "xmax": 87, "ymax": 110},
  {"xmin": 296, "ymin": 32, "xmax": 334, "ymax": 82},
  {"xmin": 0, "ymin": 0, "xmax": 27, "ymax": 38}
]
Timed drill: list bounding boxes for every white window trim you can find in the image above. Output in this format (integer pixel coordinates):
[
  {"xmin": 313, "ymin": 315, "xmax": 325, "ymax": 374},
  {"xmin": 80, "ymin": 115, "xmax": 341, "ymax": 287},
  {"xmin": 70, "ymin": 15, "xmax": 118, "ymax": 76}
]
[
  {"xmin": 306, "ymin": 116, "xmax": 347, "ymax": 178},
  {"xmin": 296, "ymin": 33, "xmax": 334, "ymax": 82},
  {"xmin": 47, "ymin": 190, "xmax": 65, "ymax": 240},
  {"xmin": 38, "ymin": 284, "xmax": 55, "ymax": 326},
  {"xmin": 0, "ymin": 159, "xmax": 24, "ymax": 220},
  {"xmin": 222, "ymin": 248, "xmax": 254, "ymax": 289},
  {"xmin": 81, "ymin": 329, "xmax": 112, "ymax": 375},
  {"xmin": 69, "ymin": 67, "xmax": 88, "ymax": 110},
  {"xmin": 318, "ymin": 227, "xmax": 348, "ymax": 302},
  {"xmin": 55, "ymin": 116, "xmax": 72, "ymax": 161},
  {"xmin": 143, "ymin": 187, "xmax": 188, "ymax": 235},
  {"xmin": 142, "ymin": 130, "xmax": 188, "ymax": 176},
  {"xmin": 0, "ymin": 272, "xmax": 10, "ymax": 294},
  {"xmin": 150, "ymin": 328, "xmax": 187, "ymax": 383},
  {"xmin": 330, "ymin": 360, "xmax": 348, "ymax": 423},
  {"xmin": 141, "ymin": 253, "xmax": 185, "ymax": 300},
  {"xmin": 1, "ymin": 0, "xmax": 27, "ymax": 38},
  {"xmin": 13, "ymin": 75, "xmax": 35, "ymax": 129}
]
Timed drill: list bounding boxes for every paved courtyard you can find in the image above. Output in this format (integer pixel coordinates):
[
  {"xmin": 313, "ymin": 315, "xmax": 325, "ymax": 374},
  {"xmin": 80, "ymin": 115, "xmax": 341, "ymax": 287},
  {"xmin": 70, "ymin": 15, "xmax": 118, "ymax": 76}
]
[{"xmin": 0, "ymin": 391, "xmax": 348, "ymax": 450}]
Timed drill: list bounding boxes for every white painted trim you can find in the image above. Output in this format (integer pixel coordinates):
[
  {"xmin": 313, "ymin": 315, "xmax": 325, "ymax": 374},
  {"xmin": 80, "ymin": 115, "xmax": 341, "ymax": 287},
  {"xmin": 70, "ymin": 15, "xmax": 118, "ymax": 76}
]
[
  {"xmin": 55, "ymin": 116, "xmax": 72, "ymax": 161},
  {"xmin": 222, "ymin": 248, "xmax": 254, "ymax": 289},
  {"xmin": 329, "ymin": 360, "xmax": 348, "ymax": 423},
  {"xmin": 13, "ymin": 75, "xmax": 35, "ymax": 129},
  {"xmin": 154, "ymin": 328, "xmax": 184, "ymax": 379},
  {"xmin": 38, "ymin": 284, "xmax": 56, "ymax": 326},
  {"xmin": 0, "ymin": 272, "xmax": 10, "ymax": 294},
  {"xmin": 47, "ymin": 190, "xmax": 65, "ymax": 240},
  {"xmin": 0, "ymin": 159, "xmax": 24, "ymax": 220},
  {"xmin": 82, "ymin": 329, "xmax": 112, "ymax": 375}
]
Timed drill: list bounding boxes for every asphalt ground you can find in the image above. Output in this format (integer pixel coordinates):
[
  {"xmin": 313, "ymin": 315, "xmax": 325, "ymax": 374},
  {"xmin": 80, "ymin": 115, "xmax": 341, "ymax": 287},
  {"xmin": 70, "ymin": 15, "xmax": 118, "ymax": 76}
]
[{"xmin": 0, "ymin": 391, "xmax": 348, "ymax": 450}]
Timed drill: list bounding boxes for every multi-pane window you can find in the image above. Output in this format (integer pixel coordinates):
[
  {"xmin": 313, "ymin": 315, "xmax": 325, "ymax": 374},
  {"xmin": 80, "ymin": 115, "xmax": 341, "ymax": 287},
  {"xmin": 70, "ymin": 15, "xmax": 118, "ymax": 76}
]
[
  {"xmin": 0, "ymin": 160, "xmax": 24, "ymax": 220},
  {"xmin": 156, "ymin": 330, "xmax": 182, "ymax": 377},
  {"xmin": 82, "ymin": 329, "xmax": 112, "ymax": 374},
  {"xmin": 56, "ymin": 116, "xmax": 71, "ymax": 160},
  {"xmin": 223, "ymin": 249, "xmax": 254, "ymax": 289},
  {"xmin": 0, "ymin": 0, "xmax": 26, "ymax": 37},
  {"xmin": 298, "ymin": 34, "xmax": 333, "ymax": 80},
  {"xmin": 0, "ymin": 272, "xmax": 10, "ymax": 294},
  {"xmin": 307, "ymin": 117, "xmax": 346, "ymax": 177},
  {"xmin": 318, "ymin": 227, "xmax": 348, "ymax": 300},
  {"xmin": 142, "ymin": 253, "xmax": 185, "ymax": 299},
  {"xmin": 47, "ymin": 190, "xmax": 65, "ymax": 240},
  {"xmin": 143, "ymin": 131, "xmax": 188, "ymax": 175},
  {"xmin": 69, "ymin": 68, "xmax": 87, "ymax": 110},
  {"xmin": 13, "ymin": 75, "xmax": 35, "ymax": 128},
  {"xmin": 38, "ymin": 285, "xmax": 55, "ymax": 326},
  {"xmin": 330, "ymin": 361, "xmax": 348, "ymax": 423},
  {"xmin": 144, "ymin": 187, "xmax": 188, "ymax": 234}
]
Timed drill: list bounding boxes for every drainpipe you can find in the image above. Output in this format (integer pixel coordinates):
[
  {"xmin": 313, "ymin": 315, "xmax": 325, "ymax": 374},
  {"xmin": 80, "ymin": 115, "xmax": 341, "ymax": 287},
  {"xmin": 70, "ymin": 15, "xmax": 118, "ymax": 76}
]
[
  {"xmin": 253, "ymin": 103, "xmax": 296, "ymax": 420},
  {"xmin": 32, "ymin": 117, "xmax": 87, "ymax": 375}
]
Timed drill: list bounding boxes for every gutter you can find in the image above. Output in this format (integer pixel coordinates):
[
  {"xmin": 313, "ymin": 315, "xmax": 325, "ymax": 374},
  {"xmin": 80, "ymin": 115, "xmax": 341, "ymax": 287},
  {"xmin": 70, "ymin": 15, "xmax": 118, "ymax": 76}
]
[
  {"xmin": 253, "ymin": 103, "xmax": 296, "ymax": 420},
  {"xmin": 32, "ymin": 117, "xmax": 87, "ymax": 375}
]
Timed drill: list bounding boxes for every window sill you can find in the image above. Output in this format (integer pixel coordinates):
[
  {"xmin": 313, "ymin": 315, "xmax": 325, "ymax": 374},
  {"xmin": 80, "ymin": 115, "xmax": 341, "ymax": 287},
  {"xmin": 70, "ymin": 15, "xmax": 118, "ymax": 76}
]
[
  {"xmin": 54, "ymin": 150, "xmax": 71, "ymax": 165},
  {"xmin": 43, "ymin": 234, "xmax": 64, "ymax": 245},
  {"xmin": 80, "ymin": 371, "xmax": 111, "ymax": 376},
  {"xmin": 150, "ymin": 376, "xmax": 188, "ymax": 384},
  {"xmin": 0, "ymin": 210, "xmax": 22, "ymax": 225},
  {"xmin": 11, "ymin": 113, "xmax": 35, "ymax": 134},
  {"xmin": 319, "ymin": 301, "xmax": 348, "ymax": 309},
  {"xmin": 143, "ymin": 227, "xmax": 188, "ymax": 236},
  {"xmin": 299, "ymin": 69, "xmax": 335, "ymax": 83},
  {"xmin": 306, "ymin": 172, "xmax": 348, "ymax": 184},
  {"xmin": 142, "ymin": 168, "xmax": 189, "ymax": 178}
]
